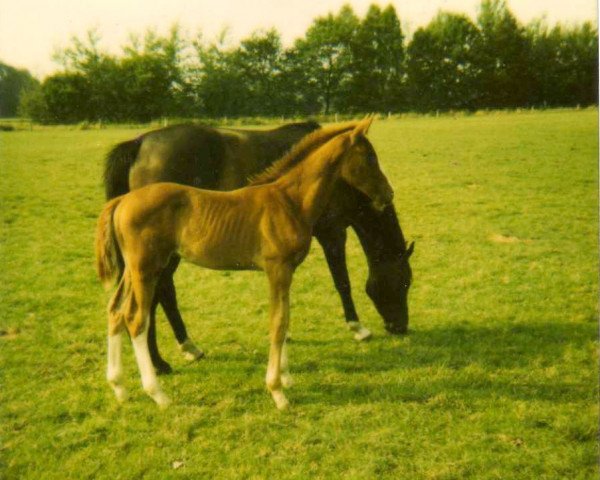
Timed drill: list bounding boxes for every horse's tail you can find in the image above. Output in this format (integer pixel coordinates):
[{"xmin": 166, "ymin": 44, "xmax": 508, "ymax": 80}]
[
  {"xmin": 95, "ymin": 197, "xmax": 124, "ymax": 289},
  {"xmin": 104, "ymin": 137, "xmax": 142, "ymax": 199}
]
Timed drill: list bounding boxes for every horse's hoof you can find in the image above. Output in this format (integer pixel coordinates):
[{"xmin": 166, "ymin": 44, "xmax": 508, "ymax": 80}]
[
  {"xmin": 347, "ymin": 321, "xmax": 372, "ymax": 341},
  {"xmin": 385, "ymin": 323, "xmax": 408, "ymax": 335},
  {"xmin": 154, "ymin": 361, "xmax": 173, "ymax": 376},
  {"xmin": 179, "ymin": 339, "xmax": 205, "ymax": 362}
]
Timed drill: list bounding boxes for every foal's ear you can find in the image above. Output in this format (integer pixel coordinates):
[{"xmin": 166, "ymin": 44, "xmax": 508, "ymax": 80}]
[{"xmin": 351, "ymin": 114, "xmax": 374, "ymax": 143}]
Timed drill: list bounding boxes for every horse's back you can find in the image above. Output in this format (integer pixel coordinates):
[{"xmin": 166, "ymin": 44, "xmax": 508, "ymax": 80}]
[
  {"xmin": 114, "ymin": 121, "xmax": 321, "ymax": 196},
  {"xmin": 129, "ymin": 124, "xmax": 228, "ymax": 191}
]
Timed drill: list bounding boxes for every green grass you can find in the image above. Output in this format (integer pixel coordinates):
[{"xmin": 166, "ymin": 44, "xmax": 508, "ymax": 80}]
[{"xmin": 1, "ymin": 109, "xmax": 598, "ymax": 479}]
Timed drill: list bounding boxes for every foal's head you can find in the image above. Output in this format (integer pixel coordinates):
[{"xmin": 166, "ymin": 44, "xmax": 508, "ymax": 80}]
[{"xmin": 339, "ymin": 117, "xmax": 394, "ymax": 212}]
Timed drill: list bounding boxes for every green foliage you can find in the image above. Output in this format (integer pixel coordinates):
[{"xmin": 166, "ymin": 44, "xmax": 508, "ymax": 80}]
[
  {"xmin": 1, "ymin": 109, "xmax": 597, "ymax": 478},
  {"xmin": 476, "ymin": 0, "xmax": 532, "ymax": 107},
  {"xmin": 39, "ymin": 27, "xmax": 189, "ymax": 123},
  {"xmin": 294, "ymin": 5, "xmax": 359, "ymax": 114},
  {"xmin": 41, "ymin": 72, "xmax": 91, "ymax": 123},
  {"xmin": 349, "ymin": 5, "xmax": 405, "ymax": 112},
  {"xmin": 193, "ymin": 31, "xmax": 247, "ymax": 118},
  {"xmin": 407, "ymin": 13, "xmax": 482, "ymax": 112},
  {"xmin": 0, "ymin": 62, "xmax": 39, "ymax": 117},
  {"xmin": 9, "ymin": 1, "xmax": 600, "ymax": 122},
  {"xmin": 236, "ymin": 30, "xmax": 285, "ymax": 116}
]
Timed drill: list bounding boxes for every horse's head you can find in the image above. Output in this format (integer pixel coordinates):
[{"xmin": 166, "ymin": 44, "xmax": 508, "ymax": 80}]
[
  {"xmin": 339, "ymin": 116, "xmax": 394, "ymax": 212},
  {"xmin": 366, "ymin": 240, "xmax": 415, "ymax": 334}
]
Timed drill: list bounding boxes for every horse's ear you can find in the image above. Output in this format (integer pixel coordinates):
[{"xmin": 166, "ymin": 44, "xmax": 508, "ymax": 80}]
[
  {"xmin": 351, "ymin": 114, "xmax": 374, "ymax": 143},
  {"xmin": 407, "ymin": 241, "xmax": 415, "ymax": 257}
]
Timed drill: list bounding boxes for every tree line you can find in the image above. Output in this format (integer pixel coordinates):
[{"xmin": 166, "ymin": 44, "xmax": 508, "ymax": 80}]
[{"xmin": 3, "ymin": 0, "xmax": 598, "ymax": 123}]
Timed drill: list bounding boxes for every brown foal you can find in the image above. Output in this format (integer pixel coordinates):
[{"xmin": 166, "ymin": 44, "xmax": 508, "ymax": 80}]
[{"xmin": 95, "ymin": 116, "xmax": 393, "ymax": 409}]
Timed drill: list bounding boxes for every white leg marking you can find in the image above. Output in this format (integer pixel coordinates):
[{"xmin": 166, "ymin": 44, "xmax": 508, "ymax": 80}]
[
  {"xmin": 266, "ymin": 361, "xmax": 290, "ymax": 410},
  {"xmin": 347, "ymin": 321, "xmax": 372, "ymax": 341},
  {"xmin": 107, "ymin": 332, "xmax": 127, "ymax": 402},
  {"xmin": 280, "ymin": 341, "xmax": 293, "ymax": 388},
  {"xmin": 179, "ymin": 338, "xmax": 204, "ymax": 361},
  {"xmin": 271, "ymin": 390, "xmax": 290, "ymax": 410},
  {"xmin": 266, "ymin": 358, "xmax": 290, "ymax": 410},
  {"xmin": 131, "ymin": 327, "xmax": 171, "ymax": 408}
]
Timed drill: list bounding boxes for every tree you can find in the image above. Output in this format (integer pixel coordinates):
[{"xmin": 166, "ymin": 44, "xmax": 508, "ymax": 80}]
[
  {"xmin": 193, "ymin": 30, "xmax": 249, "ymax": 117},
  {"xmin": 17, "ymin": 83, "xmax": 47, "ymax": 121},
  {"xmin": 120, "ymin": 27, "xmax": 188, "ymax": 121},
  {"xmin": 475, "ymin": 0, "xmax": 532, "ymax": 108},
  {"xmin": 52, "ymin": 30, "xmax": 121, "ymax": 121},
  {"xmin": 234, "ymin": 29, "xmax": 285, "ymax": 115},
  {"xmin": 556, "ymin": 22, "xmax": 598, "ymax": 106},
  {"xmin": 349, "ymin": 4, "xmax": 405, "ymax": 112},
  {"xmin": 406, "ymin": 12, "xmax": 482, "ymax": 111},
  {"xmin": 50, "ymin": 26, "xmax": 189, "ymax": 122},
  {"xmin": 0, "ymin": 63, "xmax": 39, "ymax": 117},
  {"xmin": 294, "ymin": 4, "xmax": 359, "ymax": 114},
  {"xmin": 273, "ymin": 46, "xmax": 319, "ymax": 116},
  {"xmin": 40, "ymin": 73, "xmax": 90, "ymax": 123}
]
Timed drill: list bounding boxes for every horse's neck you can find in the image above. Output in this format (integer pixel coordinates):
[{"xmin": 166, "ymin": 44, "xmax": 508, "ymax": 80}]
[
  {"xmin": 250, "ymin": 130, "xmax": 312, "ymax": 173},
  {"xmin": 352, "ymin": 203, "xmax": 407, "ymax": 264},
  {"xmin": 275, "ymin": 151, "xmax": 341, "ymax": 227}
]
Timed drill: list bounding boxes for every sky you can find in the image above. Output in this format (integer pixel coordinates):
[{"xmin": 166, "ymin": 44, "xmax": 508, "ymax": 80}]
[{"xmin": 0, "ymin": 0, "xmax": 597, "ymax": 78}]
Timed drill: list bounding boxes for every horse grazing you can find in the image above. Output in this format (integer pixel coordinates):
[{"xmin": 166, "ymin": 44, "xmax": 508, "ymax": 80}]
[
  {"xmin": 104, "ymin": 119, "xmax": 414, "ymax": 375},
  {"xmin": 96, "ymin": 117, "xmax": 394, "ymax": 409}
]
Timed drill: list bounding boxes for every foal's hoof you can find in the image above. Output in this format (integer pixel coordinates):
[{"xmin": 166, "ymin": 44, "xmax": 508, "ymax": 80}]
[
  {"xmin": 347, "ymin": 321, "xmax": 372, "ymax": 342},
  {"xmin": 154, "ymin": 361, "xmax": 173, "ymax": 376},
  {"xmin": 271, "ymin": 391, "xmax": 290, "ymax": 410},
  {"xmin": 112, "ymin": 385, "xmax": 128, "ymax": 403},
  {"xmin": 153, "ymin": 392, "xmax": 172, "ymax": 410}
]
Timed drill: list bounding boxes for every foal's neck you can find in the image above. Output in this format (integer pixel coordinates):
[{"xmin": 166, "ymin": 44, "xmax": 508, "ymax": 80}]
[{"xmin": 276, "ymin": 144, "xmax": 345, "ymax": 226}]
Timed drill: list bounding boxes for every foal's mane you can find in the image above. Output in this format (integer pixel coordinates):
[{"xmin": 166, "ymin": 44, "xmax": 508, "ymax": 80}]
[{"xmin": 248, "ymin": 122, "xmax": 358, "ymax": 186}]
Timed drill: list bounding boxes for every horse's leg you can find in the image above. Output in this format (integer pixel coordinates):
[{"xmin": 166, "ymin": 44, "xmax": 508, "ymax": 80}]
[
  {"xmin": 107, "ymin": 276, "xmax": 128, "ymax": 402},
  {"xmin": 128, "ymin": 269, "xmax": 171, "ymax": 408},
  {"xmin": 148, "ymin": 294, "xmax": 173, "ymax": 375},
  {"xmin": 156, "ymin": 256, "xmax": 204, "ymax": 362},
  {"xmin": 315, "ymin": 228, "xmax": 372, "ymax": 341},
  {"xmin": 265, "ymin": 261, "xmax": 293, "ymax": 410}
]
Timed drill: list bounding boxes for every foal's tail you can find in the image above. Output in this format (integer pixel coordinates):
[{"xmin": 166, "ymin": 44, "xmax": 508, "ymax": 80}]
[{"xmin": 95, "ymin": 197, "xmax": 124, "ymax": 289}]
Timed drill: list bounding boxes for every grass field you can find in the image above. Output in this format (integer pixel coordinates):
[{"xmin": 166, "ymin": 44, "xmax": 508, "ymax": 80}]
[{"xmin": 1, "ymin": 109, "xmax": 598, "ymax": 479}]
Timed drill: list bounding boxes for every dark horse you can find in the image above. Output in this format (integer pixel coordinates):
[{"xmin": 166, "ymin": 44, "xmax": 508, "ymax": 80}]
[{"xmin": 104, "ymin": 121, "xmax": 414, "ymax": 374}]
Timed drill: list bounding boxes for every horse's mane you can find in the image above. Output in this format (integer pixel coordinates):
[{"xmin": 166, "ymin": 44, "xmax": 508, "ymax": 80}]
[
  {"xmin": 272, "ymin": 120, "xmax": 321, "ymax": 132},
  {"xmin": 248, "ymin": 122, "xmax": 357, "ymax": 186}
]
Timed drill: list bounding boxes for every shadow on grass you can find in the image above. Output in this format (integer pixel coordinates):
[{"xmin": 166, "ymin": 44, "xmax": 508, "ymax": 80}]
[
  {"xmin": 163, "ymin": 322, "xmax": 597, "ymax": 405},
  {"xmin": 290, "ymin": 321, "xmax": 597, "ymax": 406},
  {"xmin": 166, "ymin": 320, "xmax": 596, "ymax": 408}
]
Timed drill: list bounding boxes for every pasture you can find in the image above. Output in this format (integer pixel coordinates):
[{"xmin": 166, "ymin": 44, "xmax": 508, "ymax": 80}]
[{"xmin": 1, "ymin": 109, "xmax": 598, "ymax": 479}]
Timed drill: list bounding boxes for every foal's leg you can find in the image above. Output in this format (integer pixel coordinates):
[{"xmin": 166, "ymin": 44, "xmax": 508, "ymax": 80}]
[
  {"xmin": 280, "ymin": 340, "xmax": 293, "ymax": 388},
  {"xmin": 107, "ymin": 276, "xmax": 128, "ymax": 402},
  {"xmin": 265, "ymin": 262, "xmax": 293, "ymax": 410},
  {"xmin": 128, "ymin": 270, "xmax": 171, "ymax": 408},
  {"xmin": 315, "ymin": 229, "xmax": 372, "ymax": 341}
]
